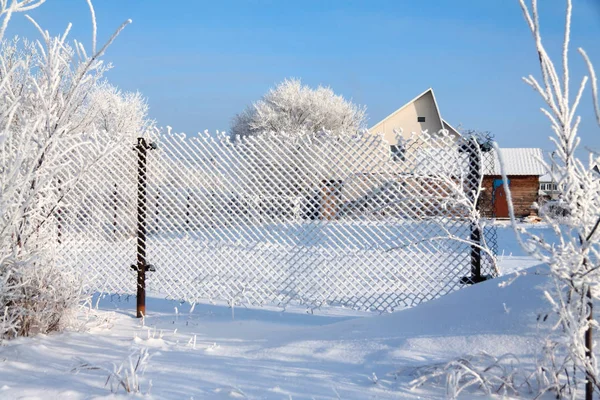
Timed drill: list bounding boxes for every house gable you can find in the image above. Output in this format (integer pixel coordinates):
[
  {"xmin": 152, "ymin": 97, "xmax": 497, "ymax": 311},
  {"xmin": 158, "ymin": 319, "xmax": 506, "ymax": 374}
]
[{"xmin": 369, "ymin": 88, "xmax": 454, "ymax": 145}]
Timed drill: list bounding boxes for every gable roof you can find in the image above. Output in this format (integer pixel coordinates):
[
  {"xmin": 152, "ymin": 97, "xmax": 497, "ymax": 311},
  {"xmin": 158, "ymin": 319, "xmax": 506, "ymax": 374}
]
[
  {"xmin": 485, "ymin": 148, "xmax": 546, "ymax": 176},
  {"xmin": 370, "ymin": 88, "xmax": 459, "ymax": 136}
]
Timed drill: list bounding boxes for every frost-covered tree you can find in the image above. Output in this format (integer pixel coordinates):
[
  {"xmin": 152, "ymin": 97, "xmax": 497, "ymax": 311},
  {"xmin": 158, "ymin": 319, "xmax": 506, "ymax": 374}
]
[
  {"xmin": 90, "ymin": 83, "xmax": 152, "ymax": 141},
  {"xmin": 230, "ymin": 78, "xmax": 367, "ymax": 138},
  {"xmin": 499, "ymin": 0, "xmax": 600, "ymax": 398},
  {"xmin": 0, "ymin": 0, "xmax": 140, "ymax": 339}
]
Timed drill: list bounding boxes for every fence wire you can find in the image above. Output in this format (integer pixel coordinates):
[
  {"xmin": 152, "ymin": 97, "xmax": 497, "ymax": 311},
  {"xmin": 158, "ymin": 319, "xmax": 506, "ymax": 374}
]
[{"xmin": 56, "ymin": 131, "xmax": 497, "ymax": 312}]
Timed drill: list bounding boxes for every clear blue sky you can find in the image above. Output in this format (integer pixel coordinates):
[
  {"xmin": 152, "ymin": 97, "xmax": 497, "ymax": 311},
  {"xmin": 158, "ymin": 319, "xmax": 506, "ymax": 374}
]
[{"xmin": 6, "ymin": 0, "xmax": 600, "ymax": 156}]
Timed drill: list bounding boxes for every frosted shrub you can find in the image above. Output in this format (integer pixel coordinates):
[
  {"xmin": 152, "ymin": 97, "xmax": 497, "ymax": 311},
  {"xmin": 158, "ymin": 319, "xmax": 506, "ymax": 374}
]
[
  {"xmin": 0, "ymin": 262, "xmax": 83, "ymax": 337},
  {"xmin": 0, "ymin": 1, "xmax": 144, "ymax": 340},
  {"xmin": 538, "ymin": 198, "xmax": 570, "ymax": 221},
  {"xmin": 498, "ymin": 0, "xmax": 600, "ymax": 398}
]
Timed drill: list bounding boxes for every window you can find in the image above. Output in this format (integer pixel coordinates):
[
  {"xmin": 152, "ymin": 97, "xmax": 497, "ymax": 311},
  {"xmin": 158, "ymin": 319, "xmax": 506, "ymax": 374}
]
[
  {"xmin": 540, "ymin": 183, "xmax": 558, "ymax": 191},
  {"xmin": 417, "ymin": 116, "xmax": 426, "ymax": 122},
  {"xmin": 390, "ymin": 144, "xmax": 405, "ymax": 162}
]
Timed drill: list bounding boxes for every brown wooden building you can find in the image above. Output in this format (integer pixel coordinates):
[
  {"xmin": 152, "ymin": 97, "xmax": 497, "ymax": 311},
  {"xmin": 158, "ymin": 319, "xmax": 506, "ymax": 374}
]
[{"xmin": 480, "ymin": 148, "xmax": 546, "ymax": 218}]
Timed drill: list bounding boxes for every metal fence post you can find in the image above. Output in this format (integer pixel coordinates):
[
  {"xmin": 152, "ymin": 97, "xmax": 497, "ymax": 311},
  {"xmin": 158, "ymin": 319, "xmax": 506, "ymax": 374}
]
[
  {"xmin": 57, "ymin": 178, "xmax": 62, "ymax": 244},
  {"xmin": 136, "ymin": 138, "xmax": 148, "ymax": 318},
  {"xmin": 186, "ymin": 191, "xmax": 190, "ymax": 227},
  {"xmin": 460, "ymin": 136, "xmax": 491, "ymax": 285},
  {"xmin": 469, "ymin": 140, "xmax": 482, "ymax": 283},
  {"xmin": 132, "ymin": 137, "xmax": 156, "ymax": 318},
  {"xmin": 155, "ymin": 191, "xmax": 160, "ymax": 230},
  {"xmin": 113, "ymin": 183, "xmax": 118, "ymax": 237}
]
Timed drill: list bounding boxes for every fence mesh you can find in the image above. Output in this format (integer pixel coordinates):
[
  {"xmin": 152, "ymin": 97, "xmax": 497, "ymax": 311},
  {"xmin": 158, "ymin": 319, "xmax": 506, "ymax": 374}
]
[{"xmin": 57, "ymin": 131, "xmax": 497, "ymax": 312}]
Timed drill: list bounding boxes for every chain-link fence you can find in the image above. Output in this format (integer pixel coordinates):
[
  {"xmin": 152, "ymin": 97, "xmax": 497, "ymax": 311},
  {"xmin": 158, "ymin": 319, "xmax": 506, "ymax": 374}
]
[{"xmin": 56, "ymin": 131, "xmax": 497, "ymax": 312}]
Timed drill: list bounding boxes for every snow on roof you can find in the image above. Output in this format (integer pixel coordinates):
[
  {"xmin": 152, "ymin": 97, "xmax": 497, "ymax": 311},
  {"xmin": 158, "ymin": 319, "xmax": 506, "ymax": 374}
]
[
  {"xmin": 539, "ymin": 173, "xmax": 553, "ymax": 182},
  {"xmin": 485, "ymin": 148, "xmax": 546, "ymax": 176}
]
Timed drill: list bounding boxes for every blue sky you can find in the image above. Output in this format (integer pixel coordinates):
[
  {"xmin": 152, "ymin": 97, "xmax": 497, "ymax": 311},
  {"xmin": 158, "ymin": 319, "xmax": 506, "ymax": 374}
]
[{"xmin": 6, "ymin": 0, "xmax": 600, "ymax": 156}]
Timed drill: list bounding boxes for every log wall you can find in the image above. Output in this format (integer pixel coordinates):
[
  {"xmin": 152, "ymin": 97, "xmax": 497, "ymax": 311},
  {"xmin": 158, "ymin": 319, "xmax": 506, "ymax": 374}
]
[{"xmin": 480, "ymin": 175, "xmax": 539, "ymax": 218}]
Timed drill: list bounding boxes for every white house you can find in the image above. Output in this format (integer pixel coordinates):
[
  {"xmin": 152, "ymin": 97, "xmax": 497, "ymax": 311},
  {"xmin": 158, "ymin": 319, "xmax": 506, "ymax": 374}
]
[{"xmin": 371, "ymin": 88, "xmax": 548, "ymax": 218}]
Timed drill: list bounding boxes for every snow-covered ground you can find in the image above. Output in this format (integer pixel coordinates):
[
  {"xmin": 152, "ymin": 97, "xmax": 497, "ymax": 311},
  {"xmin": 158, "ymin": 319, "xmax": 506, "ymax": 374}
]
[
  {"xmin": 0, "ymin": 222, "xmax": 559, "ymax": 399},
  {"xmin": 495, "ymin": 222, "xmax": 557, "ymax": 275}
]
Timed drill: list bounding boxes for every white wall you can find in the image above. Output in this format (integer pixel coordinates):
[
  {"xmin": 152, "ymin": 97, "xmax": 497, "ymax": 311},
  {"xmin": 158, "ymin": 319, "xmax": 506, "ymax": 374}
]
[{"xmin": 370, "ymin": 90, "xmax": 456, "ymax": 145}]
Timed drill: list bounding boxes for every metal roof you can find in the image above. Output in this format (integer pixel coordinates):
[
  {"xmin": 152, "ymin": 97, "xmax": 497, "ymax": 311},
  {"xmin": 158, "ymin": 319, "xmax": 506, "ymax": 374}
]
[{"xmin": 484, "ymin": 148, "xmax": 546, "ymax": 176}]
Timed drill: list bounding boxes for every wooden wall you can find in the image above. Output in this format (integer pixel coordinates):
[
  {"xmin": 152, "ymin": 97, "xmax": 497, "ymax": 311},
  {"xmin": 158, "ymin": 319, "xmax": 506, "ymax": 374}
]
[{"xmin": 480, "ymin": 175, "xmax": 539, "ymax": 218}]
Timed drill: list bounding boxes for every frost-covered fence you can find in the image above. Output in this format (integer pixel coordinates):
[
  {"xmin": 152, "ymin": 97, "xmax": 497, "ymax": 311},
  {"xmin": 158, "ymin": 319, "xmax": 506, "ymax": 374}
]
[{"xmin": 56, "ymin": 130, "xmax": 497, "ymax": 312}]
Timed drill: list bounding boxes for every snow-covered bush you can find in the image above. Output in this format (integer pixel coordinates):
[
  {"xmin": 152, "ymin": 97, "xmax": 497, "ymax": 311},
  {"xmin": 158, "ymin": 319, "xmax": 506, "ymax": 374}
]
[
  {"xmin": 230, "ymin": 78, "xmax": 367, "ymax": 138},
  {"xmin": 0, "ymin": 1, "xmax": 142, "ymax": 340},
  {"xmin": 538, "ymin": 198, "xmax": 570, "ymax": 221},
  {"xmin": 499, "ymin": 0, "xmax": 600, "ymax": 398},
  {"xmin": 90, "ymin": 83, "xmax": 152, "ymax": 141}
]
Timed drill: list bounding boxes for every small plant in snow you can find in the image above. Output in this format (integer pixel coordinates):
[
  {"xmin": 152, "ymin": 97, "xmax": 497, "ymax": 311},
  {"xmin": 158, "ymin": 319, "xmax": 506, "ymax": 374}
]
[
  {"xmin": 187, "ymin": 334, "xmax": 197, "ymax": 349},
  {"xmin": 407, "ymin": 352, "xmax": 532, "ymax": 399},
  {"xmin": 73, "ymin": 347, "xmax": 154, "ymax": 394},
  {"xmin": 369, "ymin": 372, "xmax": 378, "ymax": 384},
  {"xmin": 106, "ymin": 347, "xmax": 153, "ymax": 394}
]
